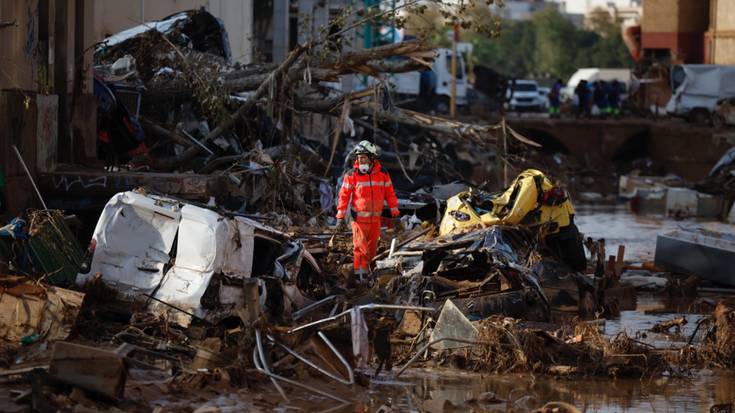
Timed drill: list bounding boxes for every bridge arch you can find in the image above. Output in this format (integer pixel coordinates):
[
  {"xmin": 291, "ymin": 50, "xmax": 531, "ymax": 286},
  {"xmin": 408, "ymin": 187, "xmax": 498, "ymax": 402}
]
[
  {"xmin": 513, "ymin": 128, "xmax": 570, "ymax": 155},
  {"xmin": 612, "ymin": 129, "xmax": 651, "ymax": 163}
]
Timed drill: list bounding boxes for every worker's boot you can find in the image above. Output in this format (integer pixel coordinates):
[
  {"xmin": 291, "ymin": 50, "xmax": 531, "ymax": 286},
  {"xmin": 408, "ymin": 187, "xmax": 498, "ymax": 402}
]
[{"xmin": 355, "ymin": 268, "xmax": 367, "ymax": 283}]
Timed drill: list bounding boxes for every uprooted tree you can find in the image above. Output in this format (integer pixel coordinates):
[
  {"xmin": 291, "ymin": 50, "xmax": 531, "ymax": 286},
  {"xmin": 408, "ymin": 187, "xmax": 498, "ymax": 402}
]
[{"xmin": 93, "ymin": 1, "xmax": 536, "ymax": 218}]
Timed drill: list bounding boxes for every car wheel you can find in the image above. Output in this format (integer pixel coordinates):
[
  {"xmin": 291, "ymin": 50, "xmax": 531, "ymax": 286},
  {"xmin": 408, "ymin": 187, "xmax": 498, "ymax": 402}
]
[
  {"xmin": 689, "ymin": 108, "xmax": 710, "ymax": 125},
  {"xmin": 434, "ymin": 97, "xmax": 450, "ymax": 113}
]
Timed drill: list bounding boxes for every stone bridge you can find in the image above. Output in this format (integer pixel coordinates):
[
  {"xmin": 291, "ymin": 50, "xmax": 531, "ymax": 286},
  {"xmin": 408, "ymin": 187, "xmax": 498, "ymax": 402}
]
[{"xmin": 506, "ymin": 117, "xmax": 733, "ymax": 181}]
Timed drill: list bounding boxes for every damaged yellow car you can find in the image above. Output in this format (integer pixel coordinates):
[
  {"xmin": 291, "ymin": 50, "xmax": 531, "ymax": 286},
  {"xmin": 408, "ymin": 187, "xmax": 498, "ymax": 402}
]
[{"xmin": 440, "ymin": 169, "xmax": 586, "ymax": 271}]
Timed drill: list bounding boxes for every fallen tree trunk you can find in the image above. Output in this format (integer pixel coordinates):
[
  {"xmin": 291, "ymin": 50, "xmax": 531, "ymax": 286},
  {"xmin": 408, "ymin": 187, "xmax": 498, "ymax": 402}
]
[
  {"xmin": 223, "ymin": 59, "xmax": 426, "ymax": 93},
  {"xmin": 145, "ymin": 41, "xmax": 434, "ymax": 98},
  {"xmin": 140, "ymin": 118, "xmax": 194, "ymax": 149},
  {"xmin": 294, "ymin": 92, "xmax": 501, "ymax": 148}
]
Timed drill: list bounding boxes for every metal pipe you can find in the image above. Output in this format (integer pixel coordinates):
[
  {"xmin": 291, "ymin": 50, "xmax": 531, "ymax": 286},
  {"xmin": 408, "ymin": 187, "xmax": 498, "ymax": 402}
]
[
  {"xmin": 317, "ymin": 331, "xmax": 355, "ymax": 384},
  {"xmin": 180, "ymin": 129, "xmax": 214, "ymax": 155},
  {"xmin": 287, "ymin": 308, "xmax": 352, "ymax": 334},
  {"xmin": 287, "ymin": 304, "xmax": 434, "ymax": 334},
  {"xmin": 329, "ymin": 302, "xmax": 340, "ymax": 317},
  {"xmin": 12, "ymin": 145, "xmax": 48, "ymax": 210},
  {"xmin": 255, "ymin": 330, "xmax": 289, "ymax": 402},
  {"xmin": 356, "ymin": 304, "xmax": 435, "ymax": 312},
  {"xmin": 253, "ymin": 338, "xmax": 349, "ymax": 403},
  {"xmin": 267, "ymin": 334, "xmax": 353, "ymax": 385},
  {"xmin": 395, "ymin": 337, "xmax": 491, "ymax": 377},
  {"xmin": 292, "ymin": 295, "xmax": 338, "ymax": 321}
]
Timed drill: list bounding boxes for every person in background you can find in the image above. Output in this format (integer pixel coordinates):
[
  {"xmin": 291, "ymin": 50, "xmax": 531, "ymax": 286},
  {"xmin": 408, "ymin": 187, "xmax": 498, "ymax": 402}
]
[
  {"xmin": 592, "ymin": 81, "xmax": 609, "ymax": 118},
  {"xmin": 608, "ymin": 79, "xmax": 622, "ymax": 118},
  {"xmin": 574, "ymin": 80, "xmax": 590, "ymax": 118},
  {"xmin": 549, "ymin": 78, "xmax": 563, "ymax": 118}
]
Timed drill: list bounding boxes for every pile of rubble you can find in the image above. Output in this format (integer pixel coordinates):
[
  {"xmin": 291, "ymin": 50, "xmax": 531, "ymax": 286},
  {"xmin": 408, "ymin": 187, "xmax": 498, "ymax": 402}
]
[
  {"xmin": 88, "ymin": 9, "xmax": 530, "ymax": 227},
  {"xmin": 2, "ymin": 183, "xmax": 735, "ymax": 411}
]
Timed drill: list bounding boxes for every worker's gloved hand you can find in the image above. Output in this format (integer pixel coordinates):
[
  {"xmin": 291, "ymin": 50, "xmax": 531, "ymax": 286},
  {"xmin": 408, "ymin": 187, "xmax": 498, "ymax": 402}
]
[
  {"xmin": 390, "ymin": 208, "xmax": 400, "ymax": 218},
  {"xmin": 335, "ymin": 218, "xmax": 347, "ymax": 232}
]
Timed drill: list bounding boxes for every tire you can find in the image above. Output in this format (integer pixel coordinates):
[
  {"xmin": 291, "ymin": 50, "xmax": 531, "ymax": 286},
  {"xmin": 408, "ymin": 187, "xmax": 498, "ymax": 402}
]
[
  {"xmin": 434, "ymin": 96, "xmax": 450, "ymax": 114},
  {"xmin": 689, "ymin": 108, "xmax": 710, "ymax": 125}
]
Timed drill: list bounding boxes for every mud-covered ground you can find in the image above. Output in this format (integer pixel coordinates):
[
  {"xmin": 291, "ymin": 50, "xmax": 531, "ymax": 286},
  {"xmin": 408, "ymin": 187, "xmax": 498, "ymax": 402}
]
[{"xmin": 2, "ymin": 205, "xmax": 733, "ymax": 413}]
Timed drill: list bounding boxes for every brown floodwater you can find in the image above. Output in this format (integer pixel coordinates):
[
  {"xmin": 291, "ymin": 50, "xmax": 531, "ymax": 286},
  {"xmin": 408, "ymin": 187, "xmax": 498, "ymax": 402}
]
[
  {"xmin": 345, "ymin": 293, "xmax": 733, "ymax": 413},
  {"xmin": 574, "ymin": 204, "xmax": 735, "ymax": 263},
  {"xmin": 274, "ymin": 291, "xmax": 733, "ymax": 413},
  {"xmin": 358, "ymin": 367, "xmax": 735, "ymax": 413}
]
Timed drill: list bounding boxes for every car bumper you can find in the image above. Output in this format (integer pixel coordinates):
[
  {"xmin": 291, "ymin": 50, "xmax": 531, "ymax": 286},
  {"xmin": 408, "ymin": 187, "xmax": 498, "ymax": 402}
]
[{"xmin": 510, "ymin": 102, "xmax": 542, "ymax": 110}]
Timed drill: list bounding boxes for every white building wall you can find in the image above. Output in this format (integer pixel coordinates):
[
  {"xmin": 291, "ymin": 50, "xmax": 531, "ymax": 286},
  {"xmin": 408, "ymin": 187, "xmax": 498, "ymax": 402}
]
[{"xmin": 553, "ymin": 0, "xmax": 640, "ymax": 16}]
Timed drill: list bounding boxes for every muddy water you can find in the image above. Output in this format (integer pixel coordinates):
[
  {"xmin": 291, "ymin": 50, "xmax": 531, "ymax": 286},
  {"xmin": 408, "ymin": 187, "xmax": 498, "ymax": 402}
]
[
  {"xmin": 604, "ymin": 294, "xmax": 706, "ymax": 349},
  {"xmin": 574, "ymin": 204, "xmax": 734, "ymax": 262},
  {"xmin": 355, "ymin": 295, "xmax": 733, "ymax": 413},
  {"xmin": 362, "ymin": 368, "xmax": 735, "ymax": 412}
]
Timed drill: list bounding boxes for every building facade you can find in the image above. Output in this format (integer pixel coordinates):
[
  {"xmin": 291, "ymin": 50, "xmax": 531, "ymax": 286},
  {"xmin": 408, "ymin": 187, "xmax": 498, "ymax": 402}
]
[
  {"xmin": 705, "ymin": 0, "xmax": 735, "ymax": 64},
  {"xmin": 641, "ymin": 0, "xmax": 710, "ymax": 63}
]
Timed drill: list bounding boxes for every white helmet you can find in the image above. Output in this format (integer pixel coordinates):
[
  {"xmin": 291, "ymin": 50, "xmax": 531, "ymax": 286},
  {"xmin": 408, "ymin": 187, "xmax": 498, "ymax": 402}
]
[{"xmin": 353, "ymin": 140, "xmax": 379, "ymax": 157}]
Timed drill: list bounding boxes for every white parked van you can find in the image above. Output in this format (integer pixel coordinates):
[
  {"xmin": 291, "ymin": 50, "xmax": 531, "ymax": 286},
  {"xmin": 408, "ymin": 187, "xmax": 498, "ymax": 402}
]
[{"xmin": 666, "ymin": 65, "xmax": 735, "ymax": 123}]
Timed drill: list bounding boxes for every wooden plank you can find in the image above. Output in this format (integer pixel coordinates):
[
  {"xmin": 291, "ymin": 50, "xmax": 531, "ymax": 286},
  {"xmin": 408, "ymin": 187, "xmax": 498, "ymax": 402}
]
[
  {"xmin": 615, "ymin": 245, "xmax": 626, "ymax": 278},
  {"xmin": 49, "ymin": 342, "xmax": 126, "ymax": 399}
]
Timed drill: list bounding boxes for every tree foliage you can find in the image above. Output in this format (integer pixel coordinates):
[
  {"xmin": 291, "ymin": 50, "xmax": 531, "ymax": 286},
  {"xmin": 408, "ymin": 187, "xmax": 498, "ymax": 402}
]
[{"xmin": 471, "ymin": 7, "xmax": 632, "ymax": 80}]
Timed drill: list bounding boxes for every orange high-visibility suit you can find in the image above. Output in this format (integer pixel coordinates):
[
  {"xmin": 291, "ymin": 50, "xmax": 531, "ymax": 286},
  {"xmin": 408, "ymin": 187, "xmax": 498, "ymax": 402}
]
[{"xmin": 336, "ymin": 159, "xmax": 399, "ymax": 275}]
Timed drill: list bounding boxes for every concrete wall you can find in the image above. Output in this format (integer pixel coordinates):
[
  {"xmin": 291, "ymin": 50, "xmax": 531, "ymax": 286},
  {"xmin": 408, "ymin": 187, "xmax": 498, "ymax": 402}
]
[
  {"xmin": 92, "ymin": 0, "xmax": 205, "ymax": 38},
  {"xmin": 208, "ymin": 0, "xmax": 253, "ymax": 63},
  {"xmin": 677, "ymin": 1, "xmax": 710, "ymax": 33},
  {"xmin": 1, "ymin": 0, "xmax": 44, "ymax": 92},
  {"xmin": 642, "ymin": 0, "xmax": 708, "ymax": 33},
  {"xmin": 92, "ymin": 0, "xmax": 253, "ymax": 64},
  {"xmin": 642, "ymin": 0, "xmax": 710, "ymax": 63},
  {"xmin": 707, "ymin": 0, "xmax": 735, "ymax": 64},
  {"xmin": 1, "ymin": 0, "xmax": 95, "ymax": 93},
  {"xmin": 642, "ymin": 0, "xmax": 679, "ymax": 33}
]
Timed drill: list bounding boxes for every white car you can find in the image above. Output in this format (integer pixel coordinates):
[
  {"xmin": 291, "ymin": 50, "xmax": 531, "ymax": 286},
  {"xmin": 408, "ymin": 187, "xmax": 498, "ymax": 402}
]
[{"xmin": 507, "ymin": 80, "xmax": 543, "ymax": 112}]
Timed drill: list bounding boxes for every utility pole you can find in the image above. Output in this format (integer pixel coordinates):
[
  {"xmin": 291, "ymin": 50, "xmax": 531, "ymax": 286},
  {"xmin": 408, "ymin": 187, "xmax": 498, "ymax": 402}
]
[{"xmin": 450, "ymin": 23, "xmax": 459, "ymax": 118}]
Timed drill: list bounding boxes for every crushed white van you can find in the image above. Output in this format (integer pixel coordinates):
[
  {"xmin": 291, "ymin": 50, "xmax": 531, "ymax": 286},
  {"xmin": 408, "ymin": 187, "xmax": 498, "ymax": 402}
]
[{"xmin": 77, "ymin": 190, "xmax": 321, "ymax": 326}]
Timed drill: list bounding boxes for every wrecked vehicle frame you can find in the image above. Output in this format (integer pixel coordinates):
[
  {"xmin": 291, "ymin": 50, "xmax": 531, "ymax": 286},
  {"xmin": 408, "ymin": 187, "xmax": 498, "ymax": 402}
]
[
  {"xmin": 377, "ymin": 225, "xmax": 552, "ymax": 322},
  {"xmin": 77, "ymin": 190, "xmax": 324, "ymax": 326}
]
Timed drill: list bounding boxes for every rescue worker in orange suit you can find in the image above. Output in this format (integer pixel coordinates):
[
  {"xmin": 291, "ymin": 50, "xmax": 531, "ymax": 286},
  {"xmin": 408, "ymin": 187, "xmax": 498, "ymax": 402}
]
[{"xmin": 336, "ymin": 141, "xmax": 400, "ymax": 280}]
